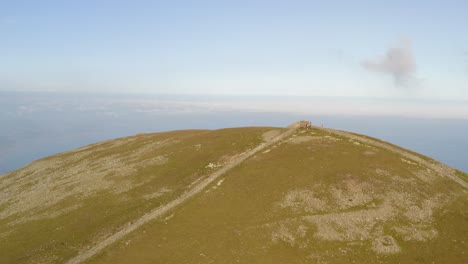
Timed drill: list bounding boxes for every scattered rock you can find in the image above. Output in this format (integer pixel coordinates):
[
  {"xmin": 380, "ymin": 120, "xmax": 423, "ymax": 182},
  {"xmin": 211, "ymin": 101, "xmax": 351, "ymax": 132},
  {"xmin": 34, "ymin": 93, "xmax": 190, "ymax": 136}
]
[
  {"xmin": 206, "ymin": 163, "xmax": 221, "ymax": 169},
  {"xmin": 372, "ymin": 235, "xmax": 400, "ymax": 254},
  {"xmin": 279, "ymin": 189, "xmax": 328, "ymax": 213}
]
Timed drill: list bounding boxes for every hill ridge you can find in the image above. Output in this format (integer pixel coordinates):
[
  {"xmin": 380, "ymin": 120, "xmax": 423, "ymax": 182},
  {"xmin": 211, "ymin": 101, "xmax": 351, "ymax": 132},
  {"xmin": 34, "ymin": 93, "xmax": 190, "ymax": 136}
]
[
  {"xmin": 66, "ymin": 125, "xmax": 298, "ymax": 264},
  {"xmin": 1, "ymin": 123, "xmax": 467, "ymax": 263},
  {"xmin": 321, "ymin": 127, "xmax": 467, "ymax": 189}
]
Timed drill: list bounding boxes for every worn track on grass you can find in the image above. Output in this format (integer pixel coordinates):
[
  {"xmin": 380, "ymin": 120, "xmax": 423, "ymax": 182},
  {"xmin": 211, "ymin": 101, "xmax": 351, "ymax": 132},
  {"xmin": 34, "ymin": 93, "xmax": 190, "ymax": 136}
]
[{"xmin": 66, "ymin": 126, "xmax": 298, "ymax": 264}]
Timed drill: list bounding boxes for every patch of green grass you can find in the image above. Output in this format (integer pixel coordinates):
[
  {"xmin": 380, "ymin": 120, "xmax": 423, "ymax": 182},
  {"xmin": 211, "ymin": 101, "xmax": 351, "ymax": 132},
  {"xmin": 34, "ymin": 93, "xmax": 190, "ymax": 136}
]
[
  {"xmin": 91, "ymin": 129, "xmax": 468, "ymax": 264},
  {"xmin": 3, "ymin": 126, "xmax": 467, "ymax": 264},
  {"xmin": 346, "ymin": 131, "xmax": 436, "ymax": 162},
  {"xmin": 0, "ymin": 127, "xmax": 277, "ymax": 263},
  {"xmin": 455, "ymin": 170, "xmax": 468, "ymax": 182}
]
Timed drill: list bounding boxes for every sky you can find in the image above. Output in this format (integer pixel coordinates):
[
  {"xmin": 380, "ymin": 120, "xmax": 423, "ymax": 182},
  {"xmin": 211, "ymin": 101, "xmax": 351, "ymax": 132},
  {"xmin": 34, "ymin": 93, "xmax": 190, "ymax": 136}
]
[{"xmin": 1, "ymin": 0, "xmax": 467, "ymax": 100}]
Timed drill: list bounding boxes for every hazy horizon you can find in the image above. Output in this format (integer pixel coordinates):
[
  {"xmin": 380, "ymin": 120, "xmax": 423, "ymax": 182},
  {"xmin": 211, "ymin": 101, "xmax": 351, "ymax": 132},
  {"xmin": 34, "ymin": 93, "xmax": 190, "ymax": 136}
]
[{"xmin": 1, "ymin": 91, "xmax": 467, "ymax": 174}]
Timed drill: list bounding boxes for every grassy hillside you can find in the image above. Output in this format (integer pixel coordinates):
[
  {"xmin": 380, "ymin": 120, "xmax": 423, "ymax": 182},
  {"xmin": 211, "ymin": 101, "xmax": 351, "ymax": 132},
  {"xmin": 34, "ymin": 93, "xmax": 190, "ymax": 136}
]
[
  {"xmin": 0, "ymin": 127, "xmax": 279, "ymax": 263},
  {"xmin": 91, "ymin": 128, "xmax": 468, "ymax": 264},
  {"xmin": 1, "ymin": 125, "xmax": 467, "ymax": 263}
]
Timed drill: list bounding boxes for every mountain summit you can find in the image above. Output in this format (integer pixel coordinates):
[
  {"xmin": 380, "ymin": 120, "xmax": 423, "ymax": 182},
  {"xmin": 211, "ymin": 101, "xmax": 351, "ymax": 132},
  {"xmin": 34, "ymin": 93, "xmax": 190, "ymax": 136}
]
[{"xmin": 1, "ymin": 122, "xmax": 467, "ymax": 263}]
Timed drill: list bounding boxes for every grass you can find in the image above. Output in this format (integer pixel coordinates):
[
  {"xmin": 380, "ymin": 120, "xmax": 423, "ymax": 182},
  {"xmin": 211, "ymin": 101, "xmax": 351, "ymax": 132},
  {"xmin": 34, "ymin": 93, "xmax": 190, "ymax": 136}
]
[
  {"xmin": 455, "ymin": 170, "xmax": 468, "ymax": 182},
  {"xmin": 0, "ymin": 127, "xmax": 276, "ymax": 263},
  {"xmin": 1, "ymin": 126, "xmax": 466, "ymax": 264},
  {"xmin": 89, "ymin": 128, "xmax": 468, "ymax": 264},
  {"xmin": 345, "ymin": 130, "xmax": 437, "ymax": 163}
]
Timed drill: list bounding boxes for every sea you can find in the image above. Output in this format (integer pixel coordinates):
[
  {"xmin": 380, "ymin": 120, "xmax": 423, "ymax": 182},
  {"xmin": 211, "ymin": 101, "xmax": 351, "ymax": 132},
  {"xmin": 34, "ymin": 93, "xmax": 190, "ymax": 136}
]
[{"xmin": 1, "ymin": 91, "xmax": 467, "ymax": 174}]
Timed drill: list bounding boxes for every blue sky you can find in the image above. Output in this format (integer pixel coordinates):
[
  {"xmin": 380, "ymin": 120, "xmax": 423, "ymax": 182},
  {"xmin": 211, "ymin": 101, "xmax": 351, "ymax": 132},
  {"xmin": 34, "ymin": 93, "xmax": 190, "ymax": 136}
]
[{"xmin": 1, "ymin": 0, "xmax": 467, "ymax": 99}]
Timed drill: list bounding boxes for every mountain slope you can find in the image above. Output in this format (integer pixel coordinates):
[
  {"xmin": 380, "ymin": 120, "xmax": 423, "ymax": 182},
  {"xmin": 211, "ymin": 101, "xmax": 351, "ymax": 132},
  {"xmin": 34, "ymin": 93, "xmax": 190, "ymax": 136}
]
[{"xmin": 1, "ymin": 123, "xmax": 467, "ymax": 263}]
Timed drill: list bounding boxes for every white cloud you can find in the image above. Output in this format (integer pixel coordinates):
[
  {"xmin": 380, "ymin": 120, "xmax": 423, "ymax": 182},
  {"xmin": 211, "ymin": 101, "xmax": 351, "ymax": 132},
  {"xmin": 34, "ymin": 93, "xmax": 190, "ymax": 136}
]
[{"xmin": 363, "ymin": 39, "xmax": 416, "ymax": 87}]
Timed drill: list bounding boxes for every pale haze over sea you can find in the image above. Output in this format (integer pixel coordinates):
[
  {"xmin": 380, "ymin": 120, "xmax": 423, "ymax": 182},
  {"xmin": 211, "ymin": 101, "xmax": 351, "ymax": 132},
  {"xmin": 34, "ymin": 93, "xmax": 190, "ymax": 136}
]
[{"xmin": 1, "ymin": 91, "xmax": 467, "ymax": 174}]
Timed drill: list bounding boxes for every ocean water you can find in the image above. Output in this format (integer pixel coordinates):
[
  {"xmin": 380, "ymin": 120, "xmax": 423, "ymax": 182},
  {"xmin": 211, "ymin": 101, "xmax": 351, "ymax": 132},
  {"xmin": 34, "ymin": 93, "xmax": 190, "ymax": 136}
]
[{"xmin": 1, "ymin": 92, "xmax": 467, "ymax": 174}]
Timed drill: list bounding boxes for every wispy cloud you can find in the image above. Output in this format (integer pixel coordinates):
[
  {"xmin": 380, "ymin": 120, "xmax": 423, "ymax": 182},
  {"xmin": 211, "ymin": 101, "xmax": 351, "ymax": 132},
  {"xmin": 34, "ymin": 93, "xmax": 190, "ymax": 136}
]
[{"xmin": 363, "ymin": 39, "xmax": 416, "ymax": 87}]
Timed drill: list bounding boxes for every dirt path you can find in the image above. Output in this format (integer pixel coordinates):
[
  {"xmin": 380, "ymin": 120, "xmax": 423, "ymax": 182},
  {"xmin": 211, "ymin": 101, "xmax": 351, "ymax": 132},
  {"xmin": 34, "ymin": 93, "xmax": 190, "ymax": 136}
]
[
  {"xmin": 321, "ymin": 127, "xmax": 468, "ymax": 189},
  {"xmin": 66, "ymin": 126, "xmax": 298, "ymax": 264}
]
